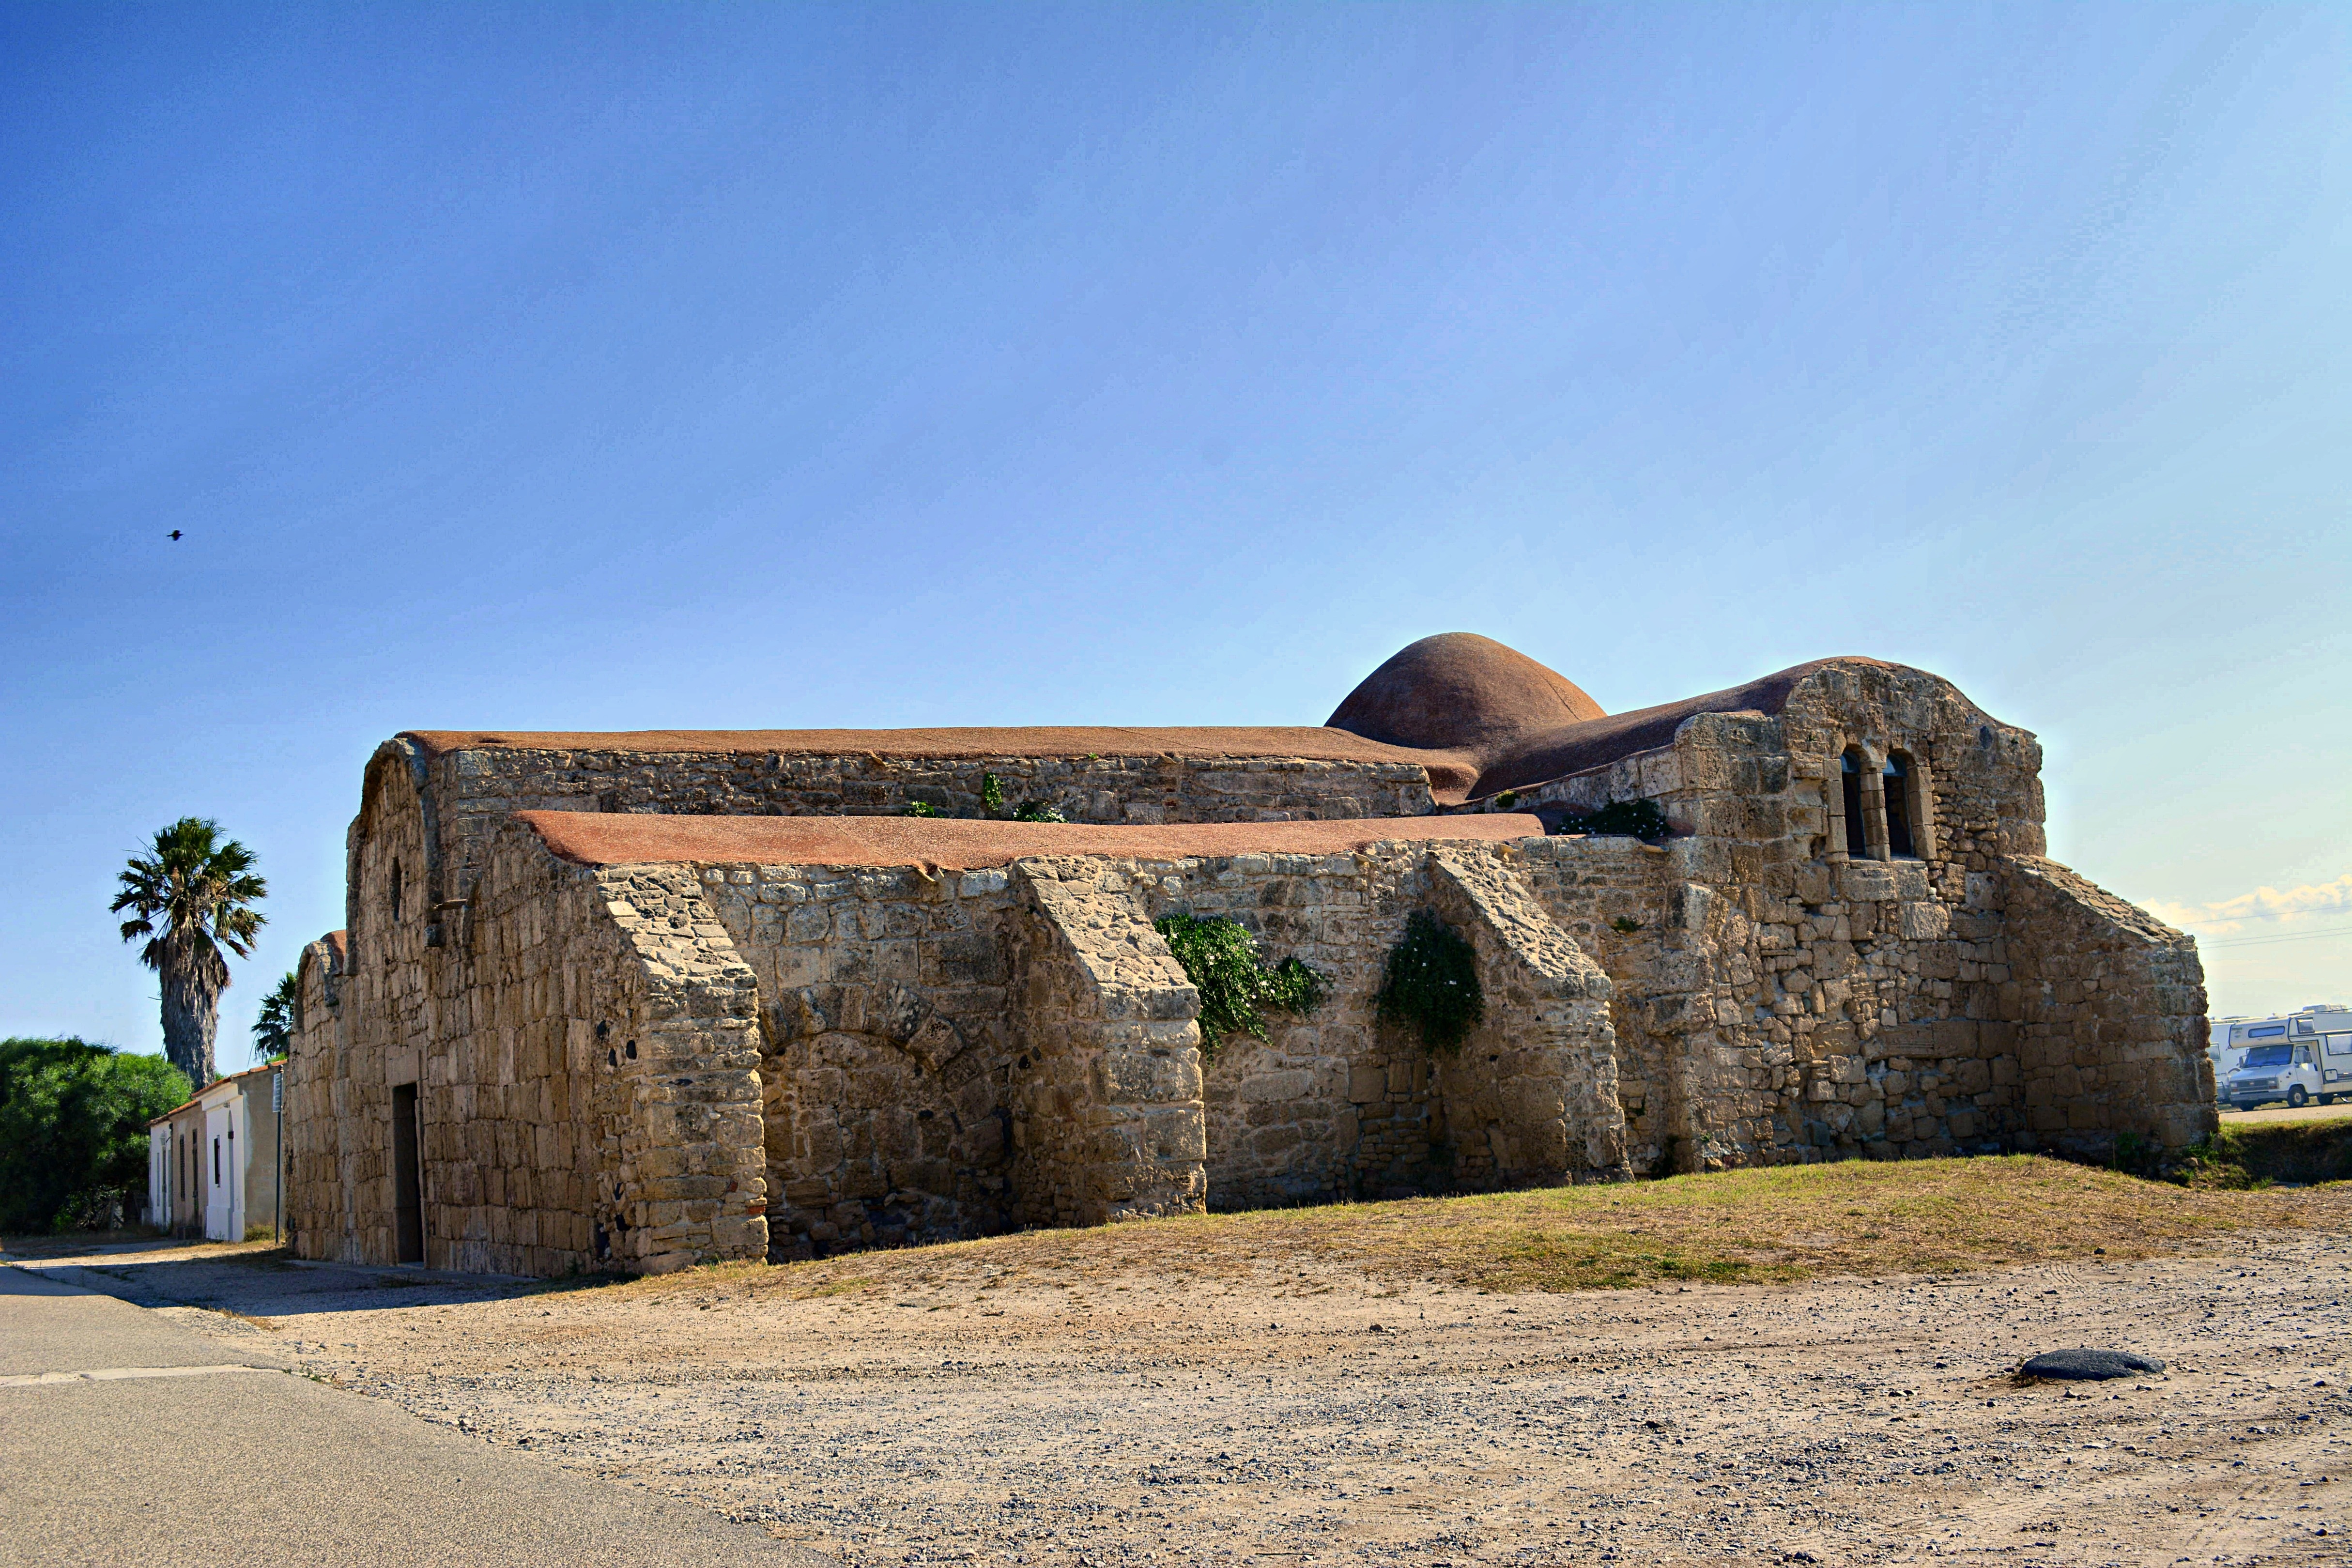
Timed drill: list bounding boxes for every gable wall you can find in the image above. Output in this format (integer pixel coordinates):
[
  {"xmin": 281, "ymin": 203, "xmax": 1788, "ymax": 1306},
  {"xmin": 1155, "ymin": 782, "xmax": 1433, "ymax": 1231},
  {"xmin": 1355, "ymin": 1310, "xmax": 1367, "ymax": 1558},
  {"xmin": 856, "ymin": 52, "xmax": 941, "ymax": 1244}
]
[{"xmin": 1489, "ymin": 664, "xmax": 2212, "ymax": 1171}]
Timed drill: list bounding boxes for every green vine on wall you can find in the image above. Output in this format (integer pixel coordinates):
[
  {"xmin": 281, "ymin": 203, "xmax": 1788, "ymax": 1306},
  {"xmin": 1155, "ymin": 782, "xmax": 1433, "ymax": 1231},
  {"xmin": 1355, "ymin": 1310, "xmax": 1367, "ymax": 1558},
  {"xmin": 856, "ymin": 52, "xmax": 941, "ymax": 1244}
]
[
  {"xmin": 1550, "ymin": 797, "xmax": 1670, "ymax": 840},
  {"xmin": 903, "ymin": 774, "xmax": 1068, "ymax": 820},
  {"xmin": 1152, "ymin": 913, "xmax": 1330, "ymax": 1059},
  {"xmin": 1375, "ymin": 910, "xmax": 1484, "ymax": 1054}
]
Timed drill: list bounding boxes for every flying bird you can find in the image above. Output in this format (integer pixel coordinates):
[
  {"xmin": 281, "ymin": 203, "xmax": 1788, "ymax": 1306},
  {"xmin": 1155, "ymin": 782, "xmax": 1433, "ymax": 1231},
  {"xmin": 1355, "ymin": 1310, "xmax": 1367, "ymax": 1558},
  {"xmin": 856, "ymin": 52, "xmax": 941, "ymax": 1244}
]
[{"xmin": 168, "ymin": 530, "xmax": 182, "ymax": 541}]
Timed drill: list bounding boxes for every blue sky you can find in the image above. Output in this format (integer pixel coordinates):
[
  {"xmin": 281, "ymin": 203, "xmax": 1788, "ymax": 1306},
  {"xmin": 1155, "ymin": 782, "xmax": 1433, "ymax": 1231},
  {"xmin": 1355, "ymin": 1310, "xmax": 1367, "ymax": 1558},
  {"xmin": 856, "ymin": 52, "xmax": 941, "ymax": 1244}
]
[{"xmin": 3, "ymin": 2, "xmax": 2347, "ymax": 1067}]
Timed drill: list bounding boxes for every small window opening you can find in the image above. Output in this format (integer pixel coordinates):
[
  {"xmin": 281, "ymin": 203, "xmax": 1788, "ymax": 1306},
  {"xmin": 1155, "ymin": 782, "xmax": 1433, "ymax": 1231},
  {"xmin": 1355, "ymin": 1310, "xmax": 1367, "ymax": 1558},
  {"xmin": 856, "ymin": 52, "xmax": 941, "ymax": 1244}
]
[
  {"xmin": 1883, "ymin": 755, "xmax": 1916, "ymax": 858},
  {"xmin": 389, "ymin": 860, "xmax": 403, "ymax": 922},
  {"xmin": 212, "ymin": 1137, "xmax": 220, "ymax": 1185},
  {"xmin": 1840, "ymin": 750, "xmax": 1868, "ymax": 859}
]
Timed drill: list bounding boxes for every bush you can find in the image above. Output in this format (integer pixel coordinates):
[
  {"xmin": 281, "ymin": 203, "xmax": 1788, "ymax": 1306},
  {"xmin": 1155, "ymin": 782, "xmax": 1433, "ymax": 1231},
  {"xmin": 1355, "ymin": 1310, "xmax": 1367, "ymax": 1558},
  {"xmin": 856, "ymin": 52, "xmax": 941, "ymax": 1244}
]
[
  {"xmin": 0, "ymin": 1038, "xmax": 189, "ymax": 1233},
  {"xmin": 1552, "ymin": 798, "xmax": 1670, "ymax": 839},
  {"xmin": 1152, "ymin": 914, "xmax": 1330, "ymax": 1058},
  {"xmin": 1375, "ymin": 911, "xmax": 1484, "ymax": 1053},
  {"xmin": 1013, "ymin": 799, "xmax": 1067, "ymax": 823}
]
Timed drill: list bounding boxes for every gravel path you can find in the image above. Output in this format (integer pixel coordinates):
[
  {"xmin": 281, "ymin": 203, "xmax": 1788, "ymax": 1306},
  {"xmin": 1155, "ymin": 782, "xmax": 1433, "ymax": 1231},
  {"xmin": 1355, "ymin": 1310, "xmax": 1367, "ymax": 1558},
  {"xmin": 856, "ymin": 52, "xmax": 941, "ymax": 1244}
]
[{"xmin": 17, "ymin": 1231, "xmax": 2350, "ymax": 1566}]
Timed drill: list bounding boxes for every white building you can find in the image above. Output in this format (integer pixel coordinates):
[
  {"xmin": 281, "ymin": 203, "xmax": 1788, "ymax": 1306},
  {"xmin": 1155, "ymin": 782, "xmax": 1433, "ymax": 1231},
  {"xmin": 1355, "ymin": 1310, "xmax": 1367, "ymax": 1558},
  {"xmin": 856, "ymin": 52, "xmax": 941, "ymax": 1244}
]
[{"xmin": 148, "ymin": 1062, "xmax": 285, "ymax": 1242}]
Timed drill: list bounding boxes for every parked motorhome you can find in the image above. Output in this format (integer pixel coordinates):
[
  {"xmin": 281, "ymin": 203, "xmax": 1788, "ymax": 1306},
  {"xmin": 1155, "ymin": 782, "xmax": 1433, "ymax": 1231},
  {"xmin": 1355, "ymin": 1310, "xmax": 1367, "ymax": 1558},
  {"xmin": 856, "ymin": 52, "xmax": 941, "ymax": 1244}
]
[
  {"xmin": 2209, "ymin": 1018, "xmax": 2246, "ymax": 1084},
  {"xmin": 2219, "ymin": 1006, "xmax": 2352, "ymax": 1110}
]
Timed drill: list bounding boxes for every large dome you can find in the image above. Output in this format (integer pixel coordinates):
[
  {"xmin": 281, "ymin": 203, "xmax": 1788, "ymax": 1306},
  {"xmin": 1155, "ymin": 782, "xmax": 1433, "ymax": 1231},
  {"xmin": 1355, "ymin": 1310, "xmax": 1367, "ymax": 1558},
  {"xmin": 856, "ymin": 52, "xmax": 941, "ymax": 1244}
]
[{"xmin": 1325, "ymin": 633, "xmax": 1604, "ymax": 755}]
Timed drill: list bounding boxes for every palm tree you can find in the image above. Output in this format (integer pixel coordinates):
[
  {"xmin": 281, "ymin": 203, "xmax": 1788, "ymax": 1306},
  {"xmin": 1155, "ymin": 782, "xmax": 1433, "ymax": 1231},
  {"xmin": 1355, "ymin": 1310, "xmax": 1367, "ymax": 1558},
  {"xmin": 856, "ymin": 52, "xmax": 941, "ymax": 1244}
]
[
  {"xmin": 111, "ymin": 818, "xmax": 267, "ymax": 1087},
  {"xmin": 252, "ymin": 970, "xmax": 300, "ymax": 1062}
]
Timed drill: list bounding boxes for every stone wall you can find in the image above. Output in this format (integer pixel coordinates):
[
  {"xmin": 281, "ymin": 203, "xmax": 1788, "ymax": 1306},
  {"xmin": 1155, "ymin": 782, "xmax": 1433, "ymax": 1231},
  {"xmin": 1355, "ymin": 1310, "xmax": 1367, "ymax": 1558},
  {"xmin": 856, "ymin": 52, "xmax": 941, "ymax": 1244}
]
[
  {"xmin": 2000, "ymin": 856, "xmax": 2216, "ymax": 1153},
  {"xmin": 284, "ymin": 934, "xmax": 352, "ymax": 1258},
  {"xmin": 1466, "ymin": 660, "xmax": 2211, "ymax": 1173},
  {"xmin": 1148, "ymin": 842, "xmax": 1626, "ymax": 1207},
  {"xmin": 695, "ymin": 861, "xmax": 1027, "ymax": 1254},
  {"xmin": 1007, "ymin": 862, "xmax": 1207, "ymax": 1228},
  {"xmin": 1427, "ymin": 849, "xmax": 1625, "ymax": 1185},
  {"xmin": 368, "ymin": 739, "xmax": 1441, "ymax": 941},
  {"xmin": 575, "ymin": 860, "xmax": 771, "ymax": 1273},
  {"xmin": 286, "ymin": 825, "xmax": 771, "ymax": 1276},
  {"xmin": 623, "ymin": 829, "xmax": 1621, "ymax": 1253}
]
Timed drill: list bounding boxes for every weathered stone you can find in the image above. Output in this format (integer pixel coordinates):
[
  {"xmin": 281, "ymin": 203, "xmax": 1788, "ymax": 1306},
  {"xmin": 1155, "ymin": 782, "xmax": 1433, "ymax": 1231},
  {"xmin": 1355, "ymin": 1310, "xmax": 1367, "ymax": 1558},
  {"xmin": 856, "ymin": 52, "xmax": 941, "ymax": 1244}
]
[{"xmin": 283, "ymin": 646, "xmax": 2212, "ymax": 1277}]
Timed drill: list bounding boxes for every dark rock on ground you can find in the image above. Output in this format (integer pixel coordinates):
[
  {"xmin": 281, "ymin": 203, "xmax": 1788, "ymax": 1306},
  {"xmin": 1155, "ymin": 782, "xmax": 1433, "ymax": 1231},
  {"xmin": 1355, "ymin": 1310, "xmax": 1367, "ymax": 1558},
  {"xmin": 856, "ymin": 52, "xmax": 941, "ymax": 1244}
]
[{"xmin": 2020, "ymin": 1348, "xmax": 2167, "ymax": 1380}]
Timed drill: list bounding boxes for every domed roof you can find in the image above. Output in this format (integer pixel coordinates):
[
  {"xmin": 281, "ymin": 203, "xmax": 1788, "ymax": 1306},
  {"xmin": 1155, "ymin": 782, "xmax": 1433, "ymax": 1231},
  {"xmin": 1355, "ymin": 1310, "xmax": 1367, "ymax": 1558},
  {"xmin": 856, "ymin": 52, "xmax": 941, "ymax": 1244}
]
[{"xmin": 1325, "ymin": 633, "xmax": 1605, "ymax": 755}]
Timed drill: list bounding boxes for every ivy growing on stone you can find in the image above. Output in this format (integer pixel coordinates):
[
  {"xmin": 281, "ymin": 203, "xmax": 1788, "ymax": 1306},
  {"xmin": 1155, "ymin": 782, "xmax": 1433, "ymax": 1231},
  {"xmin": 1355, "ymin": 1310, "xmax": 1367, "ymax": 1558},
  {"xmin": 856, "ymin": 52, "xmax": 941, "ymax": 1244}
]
[
  {"xmin": 1151, "ymin": 913, "xmax": 1330, "ymax": 1059},
  {"xmin": 1550, "ymin": 798, "xmax": 1670, "ymax": 840},
  {"xmin": 1375, "ymin": 910, "xmax": 1483, "ymax": 1054}
]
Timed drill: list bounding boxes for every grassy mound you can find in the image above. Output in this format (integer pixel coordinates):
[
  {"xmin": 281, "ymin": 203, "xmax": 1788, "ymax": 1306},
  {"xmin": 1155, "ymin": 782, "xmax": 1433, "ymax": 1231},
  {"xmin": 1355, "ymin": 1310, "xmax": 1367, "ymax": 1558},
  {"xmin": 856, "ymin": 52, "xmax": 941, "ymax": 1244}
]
[
  {"xmin": 2175, "ymin": 1115, "xmax": 2352, "ymax": 1188},
  {"xmin": 612, "ymin": 1154, "xmax": 2348, "ymax": 1302}
]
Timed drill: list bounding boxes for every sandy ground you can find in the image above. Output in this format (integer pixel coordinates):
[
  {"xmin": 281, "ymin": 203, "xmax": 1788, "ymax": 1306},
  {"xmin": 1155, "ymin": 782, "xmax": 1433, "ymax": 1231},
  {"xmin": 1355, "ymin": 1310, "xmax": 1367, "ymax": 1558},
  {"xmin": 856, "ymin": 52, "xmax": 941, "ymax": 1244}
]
[{"xmin": 12, "ymin": 1231, "xmax": 2350, "ymax": 1568}]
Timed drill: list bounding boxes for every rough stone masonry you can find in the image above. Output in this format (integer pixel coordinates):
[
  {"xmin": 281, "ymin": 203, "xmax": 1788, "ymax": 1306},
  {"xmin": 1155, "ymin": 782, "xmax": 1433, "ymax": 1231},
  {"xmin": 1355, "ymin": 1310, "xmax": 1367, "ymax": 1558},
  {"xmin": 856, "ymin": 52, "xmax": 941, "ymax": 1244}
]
[{"xmin": 283, "ymin": 634, "xmax": 2215, "ymax": 1276}]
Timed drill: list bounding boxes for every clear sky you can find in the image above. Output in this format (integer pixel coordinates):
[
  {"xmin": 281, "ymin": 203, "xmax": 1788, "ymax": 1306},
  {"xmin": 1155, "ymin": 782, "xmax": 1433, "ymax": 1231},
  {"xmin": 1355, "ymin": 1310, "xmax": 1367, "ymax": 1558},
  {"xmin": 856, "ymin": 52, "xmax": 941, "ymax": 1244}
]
[{"xmin": 3, "ymin": 3, "xmax": 2347, "ymax": 1070}]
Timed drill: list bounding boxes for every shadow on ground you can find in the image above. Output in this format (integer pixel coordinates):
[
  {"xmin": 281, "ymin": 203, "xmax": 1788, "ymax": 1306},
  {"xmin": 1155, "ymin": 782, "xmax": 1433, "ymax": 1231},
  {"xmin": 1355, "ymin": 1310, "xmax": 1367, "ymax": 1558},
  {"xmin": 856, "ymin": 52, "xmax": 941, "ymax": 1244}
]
[{"xmin": 0, "ymin": 1235, "xmax": 558, "ymax": 1318}]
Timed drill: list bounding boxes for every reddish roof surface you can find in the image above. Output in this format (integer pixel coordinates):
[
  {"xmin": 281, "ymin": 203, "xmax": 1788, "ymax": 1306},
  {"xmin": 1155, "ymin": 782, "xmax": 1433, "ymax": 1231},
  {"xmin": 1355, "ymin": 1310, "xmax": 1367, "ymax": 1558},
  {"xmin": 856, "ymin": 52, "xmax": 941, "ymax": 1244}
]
[
  {"xmin": 1470, "ymin": 659, "xmax": 1892, "ymax": 798},
  {"xmin": 517, "ymin": 810, "xmax": 1546, "ymax": 872},
  {"xmin": 147, "ymin": 1060, "xmax": 283, "ymax": 1127},
  {"xmin": 406, "ymin": 723, "xmax": 1457, "ymax": 764},
  {"xmin": 406, "ymin": 648, "xmax": 1914, "ymax": 808},
  {"xmin": 1326, "ymin": 632, "xmax": 1606, "ymax": 753}
]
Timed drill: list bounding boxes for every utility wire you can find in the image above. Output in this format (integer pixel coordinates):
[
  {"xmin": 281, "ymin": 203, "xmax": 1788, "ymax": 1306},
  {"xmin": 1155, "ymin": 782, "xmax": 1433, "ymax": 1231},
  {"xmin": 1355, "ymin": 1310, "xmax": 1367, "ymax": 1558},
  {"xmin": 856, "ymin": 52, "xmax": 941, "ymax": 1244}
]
[{"xmin": 2197, "ymin": 922, "xmax": 2352, "ymax": 951}]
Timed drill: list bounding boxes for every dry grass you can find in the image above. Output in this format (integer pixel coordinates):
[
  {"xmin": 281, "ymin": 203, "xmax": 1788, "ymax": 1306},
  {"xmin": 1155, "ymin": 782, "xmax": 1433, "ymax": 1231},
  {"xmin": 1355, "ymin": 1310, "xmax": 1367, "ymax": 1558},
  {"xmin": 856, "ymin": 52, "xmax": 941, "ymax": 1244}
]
[{"xmin": 602, "ymin": 1155, "xmax": 2350, "ymax": 1305}]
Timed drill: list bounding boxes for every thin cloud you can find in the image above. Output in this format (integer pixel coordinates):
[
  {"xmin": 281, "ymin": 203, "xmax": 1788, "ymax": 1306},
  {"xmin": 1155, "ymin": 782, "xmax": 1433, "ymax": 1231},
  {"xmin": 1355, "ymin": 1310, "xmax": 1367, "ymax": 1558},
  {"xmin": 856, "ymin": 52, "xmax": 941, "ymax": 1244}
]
[{"xmin": 2150, "ymin": 872, "xmax": 2352, "ymax": 936}]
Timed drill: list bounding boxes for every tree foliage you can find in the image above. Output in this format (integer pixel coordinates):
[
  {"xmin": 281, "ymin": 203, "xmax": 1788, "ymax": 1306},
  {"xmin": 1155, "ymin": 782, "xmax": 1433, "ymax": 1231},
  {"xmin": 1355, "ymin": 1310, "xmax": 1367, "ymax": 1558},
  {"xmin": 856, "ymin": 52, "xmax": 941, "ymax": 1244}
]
[
  {"xmin": 253, "ymin": 971, "xmax": 300, "ymax": 1061},
  {"xmin": 109, "ymin": 817, "xmax": 266, "ymax": 1087},
  {"xmin": 0, "ymin": 1038, "xmax": 190, "ymax": 1233}
]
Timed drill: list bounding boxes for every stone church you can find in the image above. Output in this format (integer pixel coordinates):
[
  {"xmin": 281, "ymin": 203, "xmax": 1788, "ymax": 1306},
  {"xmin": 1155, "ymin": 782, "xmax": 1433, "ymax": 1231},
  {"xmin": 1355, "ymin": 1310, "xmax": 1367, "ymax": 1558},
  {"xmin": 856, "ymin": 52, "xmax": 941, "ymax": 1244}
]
[{"xmin": 283, "ymin": 634, "xmax": 2215, "ymax": 1276}]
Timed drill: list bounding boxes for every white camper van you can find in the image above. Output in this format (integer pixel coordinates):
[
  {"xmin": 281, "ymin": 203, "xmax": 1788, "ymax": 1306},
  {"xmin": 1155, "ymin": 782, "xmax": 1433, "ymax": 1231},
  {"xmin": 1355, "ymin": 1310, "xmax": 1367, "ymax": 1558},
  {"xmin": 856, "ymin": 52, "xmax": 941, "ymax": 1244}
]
[{"xmin": 2220, "ymin": 1006, "xmax": 2352, "ymax": 1110}]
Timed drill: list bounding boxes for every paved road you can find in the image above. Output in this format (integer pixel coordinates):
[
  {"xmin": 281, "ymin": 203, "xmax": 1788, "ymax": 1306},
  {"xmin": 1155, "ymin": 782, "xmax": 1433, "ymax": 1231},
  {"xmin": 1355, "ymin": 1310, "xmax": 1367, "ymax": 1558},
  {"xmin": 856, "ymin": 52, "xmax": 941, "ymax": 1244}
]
[{"xmin": 0, "ymin": 1267, "xmax": 831, "ymax": 1568}]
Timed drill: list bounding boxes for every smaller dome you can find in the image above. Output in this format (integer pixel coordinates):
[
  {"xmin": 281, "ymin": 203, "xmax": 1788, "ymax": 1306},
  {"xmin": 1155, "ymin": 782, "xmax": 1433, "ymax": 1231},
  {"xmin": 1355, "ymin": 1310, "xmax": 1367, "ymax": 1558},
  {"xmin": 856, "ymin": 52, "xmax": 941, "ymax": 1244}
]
[{"xmin": 1326, "ymin": 633, "xmax": 1604, "ymax": 755}]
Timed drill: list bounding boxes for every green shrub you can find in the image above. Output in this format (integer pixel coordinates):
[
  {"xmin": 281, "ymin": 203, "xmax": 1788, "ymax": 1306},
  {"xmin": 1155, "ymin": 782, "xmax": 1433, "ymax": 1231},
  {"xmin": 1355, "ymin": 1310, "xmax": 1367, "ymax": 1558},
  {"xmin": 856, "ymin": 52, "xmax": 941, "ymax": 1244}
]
[
  {"xmin": 1376, "ymin": 910, "xmax": 1483, "ymax": 1053},
  {"xmin": 1152, "ymin": 914, "xmax": 1330, "ymax": 1058},
  {"xmin": 1552, "ymin": 798, "xmax": 1670, "ymax": 839},
  {"xmin": 980, "ymin": 773, "xmax": 1006, "ymax": 814},
  {"xmin": 903, "ymin": 801, "xmax": 941, "ymax": 818},
  {"xmin": 1013, "ymin": 799, "xmax": 1067, "ymax": 823},
  {"xmin": 0, "ymin": 1038, "xmax": 190, "ymax": 1233}
]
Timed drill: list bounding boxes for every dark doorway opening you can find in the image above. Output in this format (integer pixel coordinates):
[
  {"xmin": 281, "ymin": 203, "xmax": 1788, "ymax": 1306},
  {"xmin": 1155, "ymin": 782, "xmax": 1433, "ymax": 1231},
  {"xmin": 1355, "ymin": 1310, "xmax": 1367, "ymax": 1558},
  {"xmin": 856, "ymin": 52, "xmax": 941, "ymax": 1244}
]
[
  {"xmin": 1840, "ymin": 750, "xmax": 1868, "ymax": 859},
  {"xmin": 391, "ymin": 1084, "xmax": 424, "ymax": 1264}
]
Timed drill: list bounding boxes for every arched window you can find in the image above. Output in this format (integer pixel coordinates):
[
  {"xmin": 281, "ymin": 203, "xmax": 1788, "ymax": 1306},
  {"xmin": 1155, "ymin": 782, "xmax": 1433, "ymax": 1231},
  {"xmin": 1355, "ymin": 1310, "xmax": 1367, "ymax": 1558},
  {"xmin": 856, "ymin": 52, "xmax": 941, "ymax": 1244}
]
[
  {"xmin": 1883, "ymin": 754, "xmax": 1916, "ymax": 858},
  {"xmin": 1840, "ymin": 749, "xmax": 1869, "ymax": 859}
]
